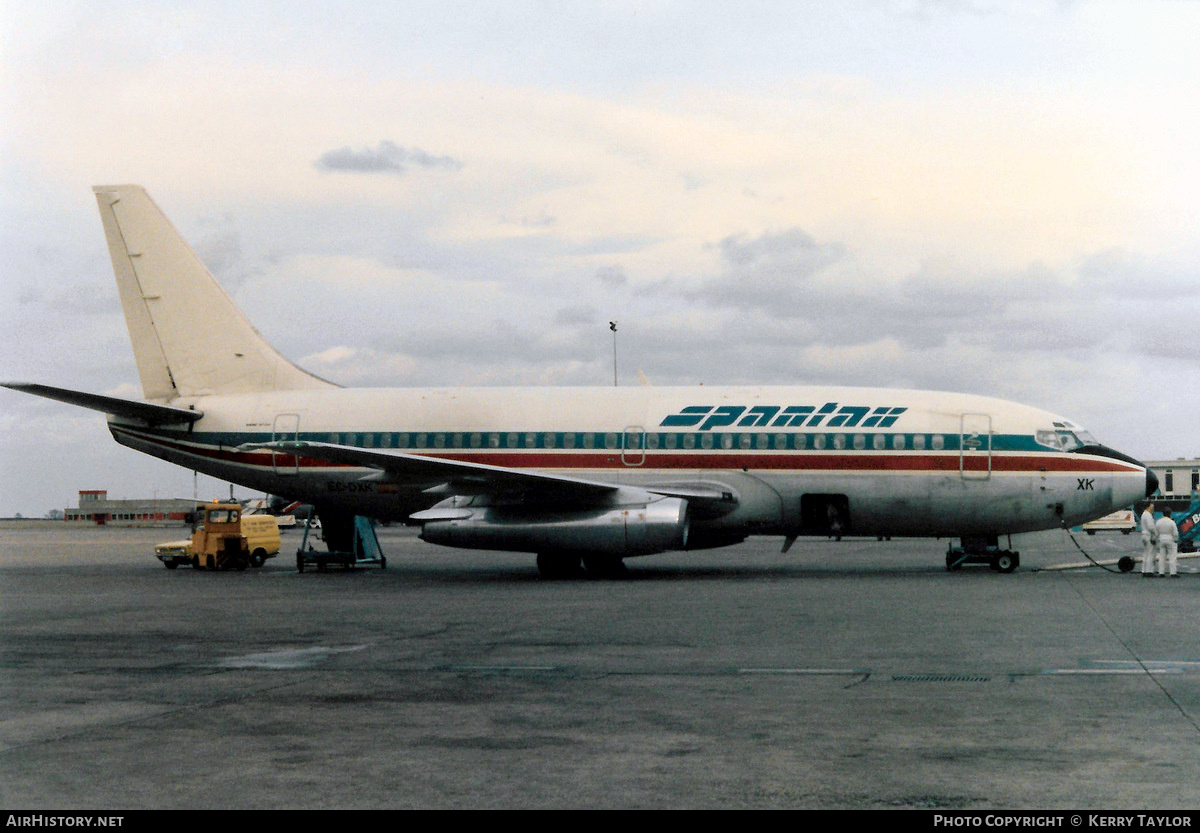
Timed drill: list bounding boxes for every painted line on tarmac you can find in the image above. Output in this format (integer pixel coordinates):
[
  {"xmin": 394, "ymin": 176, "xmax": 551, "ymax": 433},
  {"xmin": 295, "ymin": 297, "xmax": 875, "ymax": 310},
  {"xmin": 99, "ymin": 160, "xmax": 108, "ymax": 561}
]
[{"xmin": 736, "ymin": 667, "xmax": 866, "ymax": 675}]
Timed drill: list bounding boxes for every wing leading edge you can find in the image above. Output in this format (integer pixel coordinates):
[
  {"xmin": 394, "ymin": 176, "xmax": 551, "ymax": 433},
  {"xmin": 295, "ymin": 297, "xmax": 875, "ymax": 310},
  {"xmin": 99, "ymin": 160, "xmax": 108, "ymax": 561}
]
[{"xmin": 245, "ymin": 439, "xmax": 739, "ymax": 514}]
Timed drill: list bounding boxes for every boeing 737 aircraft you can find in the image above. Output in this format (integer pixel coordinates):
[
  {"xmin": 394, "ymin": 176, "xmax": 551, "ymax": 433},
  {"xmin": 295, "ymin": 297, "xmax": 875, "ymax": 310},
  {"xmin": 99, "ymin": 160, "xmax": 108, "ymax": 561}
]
[{"xmin": 3, "ymin": 186, "xmax": 1157, "ymax": 576}]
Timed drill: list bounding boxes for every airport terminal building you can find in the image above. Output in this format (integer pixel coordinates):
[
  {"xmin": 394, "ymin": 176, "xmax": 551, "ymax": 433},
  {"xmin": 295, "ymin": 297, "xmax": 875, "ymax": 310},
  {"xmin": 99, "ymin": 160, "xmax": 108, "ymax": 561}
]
[
  {"xmin": 1145, "ymin": 458, "xmax": 1200, "ymax": 500},
  {"xmin": 64, "ymin": 490, "xmax": 195, "ymax": 525}
]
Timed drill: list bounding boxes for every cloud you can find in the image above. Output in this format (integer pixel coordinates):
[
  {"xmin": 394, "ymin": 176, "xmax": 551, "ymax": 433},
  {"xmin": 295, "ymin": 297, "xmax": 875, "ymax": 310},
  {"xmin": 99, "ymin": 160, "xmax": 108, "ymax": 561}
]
[
  {"xmin": 300, "ymin": 345, "xmax": 418, "ymax": 385},
  {"xmin": 595, "ymin": 265, "xmax": 628, "ymax": 287},
  {"xmin": 314, "ymin": 140, "xmax": 464, "ymax": 175}
]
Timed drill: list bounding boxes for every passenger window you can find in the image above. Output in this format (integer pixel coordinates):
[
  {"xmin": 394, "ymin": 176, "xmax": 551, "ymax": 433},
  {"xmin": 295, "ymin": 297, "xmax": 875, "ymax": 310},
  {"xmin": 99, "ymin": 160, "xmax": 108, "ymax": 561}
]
[
  {"xmin": 932, "ymin": 435, "xmax": 945, "ymax": 450},
  {"xmin": 506, "ymin": 433, "xmax": 518, "ymax": 448},
  {"xmin": 873, "ymin": 435, "xmax": 885, "ymax": 450},
  {"xmin": 893, "ymin": 435, "xmax": 906, "ymax": 450},
  {"xmin": 773, "ymin": 434, "xmax": 787, "ymax": 450},
  {"xmin": 813, "ymin": 435, "xmax": 826, "ymax": 450},
  {"xmin": 913, "ymin": 435, "xmax": 926, "ymax": 450},
  {"xmin": 853, "ymin": 434, "xmax": 866, "ymax": 450},
  {"xmin": 563, "ymin": 433, "xmax": 576, "ymax": 449},
  {"xmin": 683, "ymin": 434, "xmax": 696, "ymax": 449},
  {"xmin": 700, "ymin": 434, "xmax": 713, "ymax": 449},
  {"xmin": 833, "ymin": 434, "xmax": 846, "ymax": 450}
]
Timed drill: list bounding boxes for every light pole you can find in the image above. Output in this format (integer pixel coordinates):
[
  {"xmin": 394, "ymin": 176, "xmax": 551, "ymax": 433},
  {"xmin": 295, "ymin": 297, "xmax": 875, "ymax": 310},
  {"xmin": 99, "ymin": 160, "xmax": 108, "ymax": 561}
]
[{"xmin": 609, "ymin": 321, "xmax": 618, "ymax": 386}]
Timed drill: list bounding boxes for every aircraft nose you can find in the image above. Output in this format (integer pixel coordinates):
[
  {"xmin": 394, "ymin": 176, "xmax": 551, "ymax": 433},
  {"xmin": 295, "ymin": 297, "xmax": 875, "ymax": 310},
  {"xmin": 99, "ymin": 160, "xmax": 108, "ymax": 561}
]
[{"xmin": 1073, "ymin": 443, "xmax": 1158, "ymax": 498}]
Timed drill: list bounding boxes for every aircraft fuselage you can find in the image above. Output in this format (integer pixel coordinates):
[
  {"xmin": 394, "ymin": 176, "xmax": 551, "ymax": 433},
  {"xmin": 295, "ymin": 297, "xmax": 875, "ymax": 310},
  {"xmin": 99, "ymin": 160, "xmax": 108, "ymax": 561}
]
[{"xmin": 107, "ymin": 383, "xmax": 1150, "ymax": 543}]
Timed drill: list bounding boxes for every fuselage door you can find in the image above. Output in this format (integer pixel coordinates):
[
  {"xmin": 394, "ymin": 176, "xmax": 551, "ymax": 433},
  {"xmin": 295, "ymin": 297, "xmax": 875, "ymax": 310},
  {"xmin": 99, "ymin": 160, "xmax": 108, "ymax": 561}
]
[
  {"xmin": 622, "ymin": 426, "xmax": 646, "ymax": 467},
  {"xmin": 960, "ymin": 413, "xmax": 992, "ymax": 481},
  {"xmin": 272, "ymin": 413, "xmax": 300, "ymax": 475}
]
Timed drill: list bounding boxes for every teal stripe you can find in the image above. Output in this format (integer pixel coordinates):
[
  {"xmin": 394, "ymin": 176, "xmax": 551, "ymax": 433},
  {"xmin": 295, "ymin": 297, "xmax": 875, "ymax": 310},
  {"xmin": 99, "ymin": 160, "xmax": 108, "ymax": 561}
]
[{"xmin": 186, "ymin": 430, "xmax": 1053, "ymax": 453}]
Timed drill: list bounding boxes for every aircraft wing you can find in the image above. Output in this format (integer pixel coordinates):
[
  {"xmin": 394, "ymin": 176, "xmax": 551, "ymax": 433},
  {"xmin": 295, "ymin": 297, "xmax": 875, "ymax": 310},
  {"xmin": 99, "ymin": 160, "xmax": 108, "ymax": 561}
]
[
  {"xmin": 2, "ymin": 382, "xmax": 203, "ymax": 425},
  {"xmin": 246, "ymin": 440, "xmax": 738, "ymax": 510},
  {"xmin": 246, "ymin": 440, "xmax": 622, "ymax": 498}
]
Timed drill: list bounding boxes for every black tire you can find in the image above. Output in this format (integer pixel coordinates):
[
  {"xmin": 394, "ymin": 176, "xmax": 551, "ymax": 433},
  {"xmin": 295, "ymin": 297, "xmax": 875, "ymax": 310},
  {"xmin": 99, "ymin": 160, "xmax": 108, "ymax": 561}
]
[
  {"xmin": 1117, "ymin": 556, "xmax": 1136, "ymax": 573},
  {"xmin": 537, "ymin": 552, "xmax": 583, "ymax": 579},
  {"xmin": 995, "ymin": 552, "xmax": 1018, "ymax": 574},
  {"xmin": 582, "ymin": 554, "xmax": 627, "ymax": 578},
  {"xmin": 164, "ymin": 561, "xmax": 179, "ymax": 570}
]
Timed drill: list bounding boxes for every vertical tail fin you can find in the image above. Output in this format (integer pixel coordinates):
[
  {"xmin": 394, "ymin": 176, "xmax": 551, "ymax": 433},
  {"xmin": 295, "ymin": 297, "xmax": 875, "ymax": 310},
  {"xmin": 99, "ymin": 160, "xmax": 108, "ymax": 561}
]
[{"xmin": 93, "ymin": 185, "xmax": 334, "ymax": 398}]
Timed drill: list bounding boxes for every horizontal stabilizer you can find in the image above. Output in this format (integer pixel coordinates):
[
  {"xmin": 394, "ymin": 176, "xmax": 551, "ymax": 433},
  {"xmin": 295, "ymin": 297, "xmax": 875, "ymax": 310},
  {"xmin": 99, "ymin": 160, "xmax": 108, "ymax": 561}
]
[{"xmin": 2, "ymin": 382, "xmax": 203, "ymax": 424}]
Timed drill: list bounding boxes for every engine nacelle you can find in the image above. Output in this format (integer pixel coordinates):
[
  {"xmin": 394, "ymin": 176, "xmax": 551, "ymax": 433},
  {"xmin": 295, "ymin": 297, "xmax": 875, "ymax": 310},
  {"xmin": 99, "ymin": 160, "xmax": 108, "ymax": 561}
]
[{"xmin": 419, "ymin": 497, "xmax": 689, "ymax": 556}]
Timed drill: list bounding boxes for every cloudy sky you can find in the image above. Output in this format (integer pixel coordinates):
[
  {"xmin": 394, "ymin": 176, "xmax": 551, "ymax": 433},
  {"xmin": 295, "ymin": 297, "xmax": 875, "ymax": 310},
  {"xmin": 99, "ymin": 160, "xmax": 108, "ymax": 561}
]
[{"xmin": 1, "ymin": 0, "xmax": 1197, "ymax": 516}]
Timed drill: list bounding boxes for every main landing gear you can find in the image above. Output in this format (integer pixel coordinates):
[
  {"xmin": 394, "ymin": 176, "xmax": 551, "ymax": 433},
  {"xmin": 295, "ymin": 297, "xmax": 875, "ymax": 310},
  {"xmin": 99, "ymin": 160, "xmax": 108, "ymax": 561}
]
[
  {"xmin": 945, "ymin": 535, "xmax": 1020, "ymax": 574},
  {"xmin": 536, "ymin": 552, "xmax": 628, "ymax": 579}
]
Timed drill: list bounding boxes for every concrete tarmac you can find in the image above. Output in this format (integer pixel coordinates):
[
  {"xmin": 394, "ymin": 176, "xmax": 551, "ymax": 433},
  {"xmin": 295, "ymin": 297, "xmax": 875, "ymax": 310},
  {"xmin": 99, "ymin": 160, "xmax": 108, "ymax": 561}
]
[{"xmin": 1, "ymin": 525, "xmax": 1197, "ymax": 809}]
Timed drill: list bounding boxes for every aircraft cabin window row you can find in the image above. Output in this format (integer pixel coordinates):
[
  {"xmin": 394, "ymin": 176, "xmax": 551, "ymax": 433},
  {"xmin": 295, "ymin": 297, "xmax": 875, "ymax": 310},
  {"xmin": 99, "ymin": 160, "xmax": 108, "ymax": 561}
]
[{"xmin": 316, "ymin": 431, "xmax": 966, "ymax": 452}]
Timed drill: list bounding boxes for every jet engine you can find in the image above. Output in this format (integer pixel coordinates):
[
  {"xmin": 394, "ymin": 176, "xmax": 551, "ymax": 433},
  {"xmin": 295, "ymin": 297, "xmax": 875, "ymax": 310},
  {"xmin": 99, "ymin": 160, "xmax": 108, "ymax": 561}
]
[{"xmin": 418, "ymin": 497, "xmax": 689, "ymax": 556}]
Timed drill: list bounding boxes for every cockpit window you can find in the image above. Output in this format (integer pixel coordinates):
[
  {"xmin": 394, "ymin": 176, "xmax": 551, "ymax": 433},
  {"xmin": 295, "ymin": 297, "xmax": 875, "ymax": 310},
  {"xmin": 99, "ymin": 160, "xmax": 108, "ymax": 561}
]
[{"xmin": 1037, "ymin": 427, "xmax": 1098, "ymax": 451}]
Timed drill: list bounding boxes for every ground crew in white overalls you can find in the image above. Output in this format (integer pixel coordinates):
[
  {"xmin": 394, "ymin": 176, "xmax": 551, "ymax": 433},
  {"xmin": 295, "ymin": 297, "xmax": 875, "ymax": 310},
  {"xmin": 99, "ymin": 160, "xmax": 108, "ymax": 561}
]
[
  {"xmin": 1155, "ymin": 509, "xmax": 1180, "ymax": 578},
  {"xmin": 1140, "ymin": 502, "xmax": 1157, "ymax": 577}
]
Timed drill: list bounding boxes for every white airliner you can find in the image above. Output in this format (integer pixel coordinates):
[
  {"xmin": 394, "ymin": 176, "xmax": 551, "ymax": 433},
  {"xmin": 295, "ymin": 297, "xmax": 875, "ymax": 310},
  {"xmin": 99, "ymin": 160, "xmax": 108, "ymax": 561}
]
[{"xmin": 3, "ymin": 186, "xmax": 1156, "ymax": 576}]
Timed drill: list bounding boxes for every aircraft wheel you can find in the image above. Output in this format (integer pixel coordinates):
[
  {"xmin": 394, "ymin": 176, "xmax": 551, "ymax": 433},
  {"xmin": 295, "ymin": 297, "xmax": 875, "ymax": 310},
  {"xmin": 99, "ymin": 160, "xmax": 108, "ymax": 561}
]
[
  {"xmin": 994, "ymin": 552, "xmax": 1018, "ymax": 574},
  {"xmin": 537, "ymin": 552, "xmax": 583, "ymax": 579},
  {"xmin": 1117, "ymin": 556, "xmax": 1136, "ymax": 573},
  {"xmin": 582, "ymin": 554, "xmax": 627, "ymax": 578}
]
